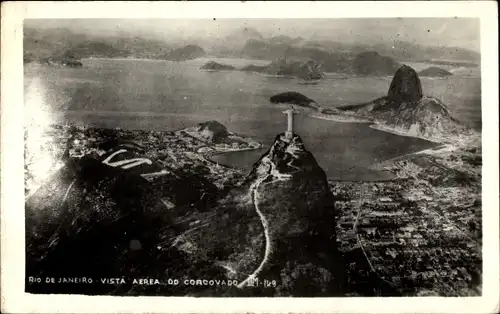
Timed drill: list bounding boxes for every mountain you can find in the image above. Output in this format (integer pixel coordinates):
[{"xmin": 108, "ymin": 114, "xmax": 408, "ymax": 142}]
[
  {"xmin": 240, "ymin": 41, "xmax": 406, "ymax": 75},
  {"xmin": 24, "ymin": 152, "xmax": 196, "ymax": 295},
  {"xmin": 284, "ymin": 46, "xmax": 352, "ymax": 73},
  {"xmin": 23, "ymin": 27, "xmax": 173, "ymax": 62},
  {"xmin": 24, "ymin": 26, "xmax": 480, "ymax": 68},
  {"xmin": 211, "ymin": 27, "xmax": 265, "ymax": 55},
  {"xmin": 337, "ymin": 65, "xmax": 472, "ymax": 142},
  {"xmin": 269, "ymin": 58, "xmax": 323, "ymax": 80},
  {"xmin": 30, "ymin": 128, "xmax": 346, "ymax": 296},
  {"xmin": 352, "ymin": 51, "xmax": 401, "ymax": 76},
  {"xmin": 418, "ymin": 67, "xmax": 453, "ymax": 77},
  {"xmin": 160, "ymin": 45, "xmax": 206, "ymax": 61},
  {"xmin": 245, "ymin": 133, "xmax": 345, "ymax": 295},
  {"xmin": 240, "ymin": 39, "xmax": 288, "ymax": 60},
  {"xmin": 170, "ymin": 133, "xmax": 346, "ymax": 296},
  {"xmin": 239, "ymin": 40, "xmax": 352, "ymax": 73},
  {"xmin": 234, "ymin": 35, "xmax": 479, "ymax": 73},
  {"xmin": 371, "ymin": 40, "xmax": 480, "ymax": 63}
]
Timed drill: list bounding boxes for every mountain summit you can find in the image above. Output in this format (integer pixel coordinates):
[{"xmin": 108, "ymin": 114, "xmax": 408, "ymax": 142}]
[{"xmin": 387, "ymin": 65, "xmax": 423, "ymax": 102}]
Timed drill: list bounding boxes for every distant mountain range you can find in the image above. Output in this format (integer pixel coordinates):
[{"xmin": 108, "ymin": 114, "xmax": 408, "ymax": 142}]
[
  {"xmin": 24, "ymin": 26, "xmax": 480, "ymax": 68},
  {"xmin": 23, "ymin": 27, "xmax": 174, "ymax": 62},
  {"xmin": 213, "ymin": 27, "xmax": 480, "ymax": 64},
  {"xmin": 24, "ymin": 27, "xmax": 205, "ymax": 63}
]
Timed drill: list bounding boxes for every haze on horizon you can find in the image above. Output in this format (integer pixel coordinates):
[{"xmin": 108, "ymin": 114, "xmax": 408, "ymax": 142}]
[{"xmin": 25, "ymin": 18, "xmax": 480, "ymax": 52}]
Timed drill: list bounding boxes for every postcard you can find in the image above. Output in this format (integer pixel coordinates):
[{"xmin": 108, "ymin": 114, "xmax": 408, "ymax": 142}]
[{"xmin": 1, "ymin": 1, "xmax": 498, "ymax": 313}]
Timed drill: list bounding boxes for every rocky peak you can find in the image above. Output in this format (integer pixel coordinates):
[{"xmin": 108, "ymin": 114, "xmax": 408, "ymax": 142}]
[
  {"xmin": 248, "ymin": 133, "xmax": 326, "ymax": 181},
  {"xmin": 387, "ymin": 65, "xmax": 423, "ymax": 102}
]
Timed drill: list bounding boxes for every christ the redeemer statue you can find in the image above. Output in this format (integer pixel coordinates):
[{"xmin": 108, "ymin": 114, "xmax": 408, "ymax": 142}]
[{"xmin": 282, "ymin": 108, "xmax": 301, "ymax": 139}]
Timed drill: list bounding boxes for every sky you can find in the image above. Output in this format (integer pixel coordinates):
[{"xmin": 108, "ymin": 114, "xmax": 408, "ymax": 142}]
[{"xmin": 25, "ymin": 18, "xmax": 481, "ymax": 51}]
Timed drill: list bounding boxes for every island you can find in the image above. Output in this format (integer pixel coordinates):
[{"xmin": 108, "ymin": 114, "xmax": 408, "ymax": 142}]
[
  {"xmin": 42, "ymin": 51, "xmax": 84, "ymax": 68},
  {"xmin": 269, "ymin": 91, "xmax": 320, "ymax": 110},
  {"xmin": 418, "ymin": 67, "xmax": 453, "ymax": 77},
  {"xmin": 200, "ymin": 61, "xmax": 236, "ymax": 71}
]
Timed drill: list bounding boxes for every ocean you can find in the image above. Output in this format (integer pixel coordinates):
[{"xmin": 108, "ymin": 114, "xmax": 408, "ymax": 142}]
[{"xmin": 24, "ymin": 57, "xmax": 481, "ymax": 181}]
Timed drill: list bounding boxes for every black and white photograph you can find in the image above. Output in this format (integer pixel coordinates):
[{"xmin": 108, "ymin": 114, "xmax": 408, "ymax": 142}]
[{"xmin": 1, "ymin": 1, "xmax": 499, "ymax": 313}]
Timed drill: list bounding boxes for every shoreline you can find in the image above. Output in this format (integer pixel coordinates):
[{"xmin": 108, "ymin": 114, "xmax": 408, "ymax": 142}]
[
  {"xmin": 308, "ymin": 111, "xmax": 374, "ymax": 124},
  {"xmin": 370, "ymin": 144, "xmax": 451, "ymax": 172},
  {"xmin": 368, "ymin": 123, "xmax": 441, "ymax": 144},
  {"xmin": 201, "ymin": 145, "xmax": 266, "ymax": 170},
  {"xmin": 84, "ymin": 57, "xmax": 176, "ymax": 62}
]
